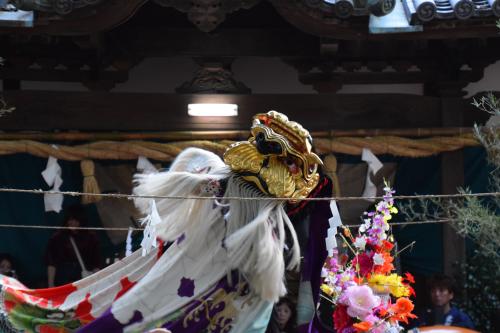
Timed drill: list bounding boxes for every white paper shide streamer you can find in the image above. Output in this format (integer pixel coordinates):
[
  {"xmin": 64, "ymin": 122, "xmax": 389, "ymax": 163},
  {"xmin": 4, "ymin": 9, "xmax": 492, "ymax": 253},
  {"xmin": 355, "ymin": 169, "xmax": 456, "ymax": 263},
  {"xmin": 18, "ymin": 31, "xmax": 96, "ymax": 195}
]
[
  {"xmin": 41, "ymin": 156, "xmax": 64, "ymax": 213},
  {"xmin": 137, "ymin": 156, "xmax": 158, "ymax": 174},
  {"xmin": 361, "ymin": 148, "xmax": 383, "ymax": 202},
  {"xmin": 140, "ymin": 200, "xmax": 161, "ymax": 256},
  {"xmin": 326, "ymin": 200, "xmax": 343, "ymax": 257},
  {"xmin": 125, "ymin": 227, "xmax": 133, "ymax": 257}
]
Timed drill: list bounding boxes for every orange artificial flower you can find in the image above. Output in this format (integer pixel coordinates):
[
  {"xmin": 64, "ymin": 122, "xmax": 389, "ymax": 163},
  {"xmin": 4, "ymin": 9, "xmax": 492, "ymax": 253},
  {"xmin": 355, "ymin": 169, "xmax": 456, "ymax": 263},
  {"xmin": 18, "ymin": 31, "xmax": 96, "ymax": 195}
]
[
  {"xmin": 394, "ymin": 311, "xmax": 417, "ymax": 324},
  {"xmin": 390, "ymin": 297, "xmax": 417, "ymax": 324},
  {"xmin": 407, "ymin": 285, "xmax": 416, "ymax": 297},
  {"xmin": 353, "ymin": 321, "xmax": 373, "ymax": 332},
  {"xmin": 375, "ymin": 240, "xmax": 394, "ymax": 252},
  {"xmin": 353, "ymin": 276, "xmax": 364, "ymax": 285},
  {"xmin": 378, "ymin": 306, "xmax": 389, "ymax": 317},
  {"xmin": 373, "ymin": 252, "xmax": 394, "ymax": 274},
  {"xmin": 382, "ymin": 240, "xmax": 394, "ymax": 251},
  {"xmin": 392, "ymin": 297, "xmax": 414, "ymax": 314},
  {"xmin": 340, "ymin": 253, "xmax": 349, "ymax": 266},
  {"xmin": 404, "ymin": 272, "xmax": 415, "ymax": 284}
]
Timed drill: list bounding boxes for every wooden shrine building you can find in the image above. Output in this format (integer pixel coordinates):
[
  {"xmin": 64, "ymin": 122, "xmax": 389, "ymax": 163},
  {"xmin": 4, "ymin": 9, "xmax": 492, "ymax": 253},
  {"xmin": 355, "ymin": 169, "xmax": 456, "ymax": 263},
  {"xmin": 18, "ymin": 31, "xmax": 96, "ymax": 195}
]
[{"xmin": 0, "ymin": 0, "xmax": 499, "ymax": 293}]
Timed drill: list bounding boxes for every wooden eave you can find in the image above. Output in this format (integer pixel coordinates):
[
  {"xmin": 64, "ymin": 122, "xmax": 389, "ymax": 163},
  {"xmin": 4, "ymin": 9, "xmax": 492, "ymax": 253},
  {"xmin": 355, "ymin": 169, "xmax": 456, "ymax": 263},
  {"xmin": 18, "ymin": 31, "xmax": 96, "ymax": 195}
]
[{"xmin": 0, "ymin": 0, "xmax": 498, "ymax": 40}]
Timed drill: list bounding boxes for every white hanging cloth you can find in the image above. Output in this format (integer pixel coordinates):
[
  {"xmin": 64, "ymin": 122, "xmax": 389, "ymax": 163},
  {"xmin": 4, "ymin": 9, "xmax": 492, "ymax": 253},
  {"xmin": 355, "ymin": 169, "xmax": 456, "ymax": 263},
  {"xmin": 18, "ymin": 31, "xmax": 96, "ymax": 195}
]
[
  {"xmin": 41, "ymin": 156, "xmax": 64, "ymax": 213},
  {"xmin": 136, "ymin": 156, "xmax": 158, "ymax": 174},
  {"xmin": 361, "ymin": 148, "xmax": 383, "ymax": 202}
]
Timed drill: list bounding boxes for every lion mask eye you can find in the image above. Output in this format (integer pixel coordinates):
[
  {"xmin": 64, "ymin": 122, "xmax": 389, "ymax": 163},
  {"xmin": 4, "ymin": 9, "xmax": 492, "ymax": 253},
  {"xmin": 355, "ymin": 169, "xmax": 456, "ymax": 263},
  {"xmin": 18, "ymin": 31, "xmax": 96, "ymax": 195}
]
[{"xmin": 255, "ymin": 132, "xmax": 283, "ymax": 155}]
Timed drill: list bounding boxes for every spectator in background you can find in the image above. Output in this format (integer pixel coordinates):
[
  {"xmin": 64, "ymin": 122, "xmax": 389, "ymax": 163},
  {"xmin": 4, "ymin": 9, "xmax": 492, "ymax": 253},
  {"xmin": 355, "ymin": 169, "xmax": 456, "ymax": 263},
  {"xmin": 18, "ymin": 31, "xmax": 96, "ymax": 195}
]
[
  {"xmin": 45, "ymin": 205, "xmax": 102, "ymax": 287},
  {"xmin": 266, "ymin": 297, "xmax": 297, "ymax": 333},
  {"xmin": 412, "ymin": 274, "xmax": 474, "ymax": 329},
  {"xmin": 0, "ymin": 253, "xmax": 18, "ymax": 279}
]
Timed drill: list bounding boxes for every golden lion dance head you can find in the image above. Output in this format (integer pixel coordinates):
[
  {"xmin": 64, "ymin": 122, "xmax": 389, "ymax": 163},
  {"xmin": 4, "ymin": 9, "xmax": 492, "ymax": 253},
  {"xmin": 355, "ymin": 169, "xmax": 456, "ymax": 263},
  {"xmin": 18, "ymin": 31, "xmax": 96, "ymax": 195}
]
[{"xmin": 223, "ymin": 111, "xmax": 323, "ymax": 201}]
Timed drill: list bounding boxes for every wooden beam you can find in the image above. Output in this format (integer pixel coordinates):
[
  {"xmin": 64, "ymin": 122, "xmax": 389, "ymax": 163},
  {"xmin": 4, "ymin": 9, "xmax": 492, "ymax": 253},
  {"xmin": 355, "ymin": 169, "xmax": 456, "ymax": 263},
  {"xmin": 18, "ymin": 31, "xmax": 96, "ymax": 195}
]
[
  {"xmin": 0, "ymin": 67, "xmax": 128, "ymax": 83},
  {"xmin": 0, "ymin": 127, "xmax": 475, "ymax": 141},
  {"xmin": 113, "ymin": 28, "xmax": 320, "ymax": 57},
  {"xmin": 0, "ymin": 90, "xmax": 489, "ymax": 132},
  {"xmin": 299, "ymin": 68, "xmax": 485, "ymax": 85}
]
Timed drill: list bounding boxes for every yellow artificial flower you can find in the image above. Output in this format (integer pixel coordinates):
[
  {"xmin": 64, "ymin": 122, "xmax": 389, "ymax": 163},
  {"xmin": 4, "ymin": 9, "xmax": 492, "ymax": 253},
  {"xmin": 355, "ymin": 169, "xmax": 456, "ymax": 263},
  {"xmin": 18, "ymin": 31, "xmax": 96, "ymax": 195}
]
[
  {"xmin": 321, "ymin": 284, "xmax": 334, "ymax": 296},
  {"xmin": 367, "ymin": 274, "xmax": 390, "ymax": 294},
  {"xmin": 390, "ymin": 206, "xmax": 398, "ymax": 214},
  {"xmin": 340, "ymin": 273, "xmax": 352, "ymax": 283},
  {"xmin": 368, "ymin": 274, "xmax": 410, "ymax": 298}
]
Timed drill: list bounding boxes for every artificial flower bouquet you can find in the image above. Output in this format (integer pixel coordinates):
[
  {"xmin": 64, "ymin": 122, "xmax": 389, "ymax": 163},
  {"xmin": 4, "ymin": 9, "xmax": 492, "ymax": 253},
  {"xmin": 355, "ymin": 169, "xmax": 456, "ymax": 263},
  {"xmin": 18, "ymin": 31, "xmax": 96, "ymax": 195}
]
[{"xmin": 320, "ymin": 185, "xmax": 416, "ymax": 333}]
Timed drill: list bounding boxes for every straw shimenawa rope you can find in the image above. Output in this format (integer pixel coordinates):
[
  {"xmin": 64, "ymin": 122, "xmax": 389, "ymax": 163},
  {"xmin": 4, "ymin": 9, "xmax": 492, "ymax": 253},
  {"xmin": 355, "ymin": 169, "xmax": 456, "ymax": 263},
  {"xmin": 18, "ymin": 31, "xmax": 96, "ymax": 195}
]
[
  {"xmin": 323, "ymin": 154, "xmax": 341, "ymax": 197},
  {"xmin": 0, "ymin": 134, "xmax": 479, "ymax": 161},
  {"xmin": 0, "ymin": 135, "xmax": 479, "ymax": 204},
  {"xmin": 314, "ymin": 134, "xmax": 478, "ymax": 157},
  {"xmin": 80, "ymin": 159, "xmax": 101, "ymax": 204}
]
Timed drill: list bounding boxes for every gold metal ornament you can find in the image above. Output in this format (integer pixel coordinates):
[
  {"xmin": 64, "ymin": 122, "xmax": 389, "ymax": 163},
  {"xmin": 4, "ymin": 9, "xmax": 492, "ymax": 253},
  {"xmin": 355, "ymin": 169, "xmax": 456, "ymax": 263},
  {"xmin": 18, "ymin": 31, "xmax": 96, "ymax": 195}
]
[{"xmin": 224, "ymin": 111, "xmax": 323, "ymax": 200}]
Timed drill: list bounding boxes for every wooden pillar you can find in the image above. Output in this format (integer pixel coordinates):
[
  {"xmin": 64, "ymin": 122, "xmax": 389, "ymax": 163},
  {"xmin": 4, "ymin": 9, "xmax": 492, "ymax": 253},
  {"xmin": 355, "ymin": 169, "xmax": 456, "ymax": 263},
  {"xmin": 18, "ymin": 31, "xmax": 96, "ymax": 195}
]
[{"xmin": 430, "ymin": 81, "xmax": 467, "ymax": 276}]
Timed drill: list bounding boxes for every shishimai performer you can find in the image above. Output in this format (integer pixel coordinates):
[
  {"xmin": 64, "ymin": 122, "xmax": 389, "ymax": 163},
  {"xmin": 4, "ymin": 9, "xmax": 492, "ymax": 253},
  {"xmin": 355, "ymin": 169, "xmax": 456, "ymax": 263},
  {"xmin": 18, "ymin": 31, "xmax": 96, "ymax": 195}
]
[{"xmin": 0, "ymin": 111, "xmax": 327, "ymax": 333}]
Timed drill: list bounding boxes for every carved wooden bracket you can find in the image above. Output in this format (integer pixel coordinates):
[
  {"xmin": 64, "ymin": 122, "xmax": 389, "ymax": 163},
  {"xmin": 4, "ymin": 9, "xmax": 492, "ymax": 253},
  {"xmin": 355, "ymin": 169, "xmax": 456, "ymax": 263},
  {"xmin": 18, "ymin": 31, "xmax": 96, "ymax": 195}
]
[
  {"xmin": 153, "ymin": 0, "xmax": 261, "ymax": 32},
  {"xmin": 283, "ymin": 38, "xmax": 499, "ymax": 92},
  {"xmin": 176, "ymin": 59, "xmax": 251, "ymax": 93}
]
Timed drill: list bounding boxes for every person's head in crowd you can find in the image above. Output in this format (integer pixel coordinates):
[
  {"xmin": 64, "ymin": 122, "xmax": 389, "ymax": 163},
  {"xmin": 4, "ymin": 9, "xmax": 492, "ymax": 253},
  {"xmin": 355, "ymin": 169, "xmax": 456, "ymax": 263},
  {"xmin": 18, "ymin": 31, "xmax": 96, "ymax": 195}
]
[
  {"xmin": 276, "ymin": 297, "xmax": 296, "ymax": 331},
  {"xmin": 428, "ymin": 274, "xmax": 455, "ymax": 310},
  {"xmin": 62, "ymin": 204, "xmax": 88, "ymax": 234},
  {"xmin": 415, "ymin": 274, "xmax": 475, "ymax": 329},
  {"xmin": 0, "ymin": 253, "xmax": 15, "ymax": 277}
]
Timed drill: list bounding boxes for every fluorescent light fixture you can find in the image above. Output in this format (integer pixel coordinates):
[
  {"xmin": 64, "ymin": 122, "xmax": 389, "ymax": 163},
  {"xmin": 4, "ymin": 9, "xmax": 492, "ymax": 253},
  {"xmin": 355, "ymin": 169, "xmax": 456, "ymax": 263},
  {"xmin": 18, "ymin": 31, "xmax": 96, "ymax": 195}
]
[{"xmin": 188, "ymin": 103, "xmax": 238, "ymax": 117}]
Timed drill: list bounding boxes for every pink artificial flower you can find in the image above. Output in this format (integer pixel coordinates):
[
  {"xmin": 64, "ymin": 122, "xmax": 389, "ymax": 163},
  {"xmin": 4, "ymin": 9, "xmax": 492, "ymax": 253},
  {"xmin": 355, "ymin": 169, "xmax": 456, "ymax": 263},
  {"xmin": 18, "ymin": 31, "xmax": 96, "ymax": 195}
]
[
  {"xmin": 364, "ymin": 314, "xmax": 380, "ymax": 324},
  {"xmin": 329, "ymin": 256, "xmax": 339, "ymax": 267},
  {"xmin": 362, "ymin": 314, "xmax": 386, "ymax": 333},
  {"xmin": 343, "ymin": 285, "xmax": 381, "ymax": 319},
  {"xmin": 370, "ymin": 324, "xmax": 387, "ymax": 333}
]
